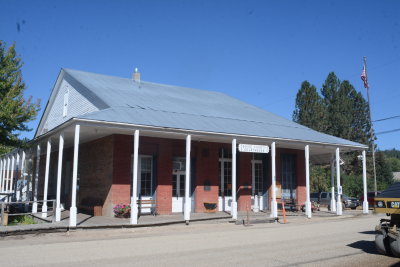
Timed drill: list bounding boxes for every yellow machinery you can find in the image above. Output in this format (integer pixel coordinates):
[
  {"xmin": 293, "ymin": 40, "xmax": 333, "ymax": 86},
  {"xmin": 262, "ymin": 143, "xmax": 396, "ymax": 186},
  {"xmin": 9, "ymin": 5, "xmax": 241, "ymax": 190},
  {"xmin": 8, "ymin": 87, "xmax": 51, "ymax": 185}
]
[{"xmin": 374, "ymin": 182, "xmax": 400, "ymax": 257}]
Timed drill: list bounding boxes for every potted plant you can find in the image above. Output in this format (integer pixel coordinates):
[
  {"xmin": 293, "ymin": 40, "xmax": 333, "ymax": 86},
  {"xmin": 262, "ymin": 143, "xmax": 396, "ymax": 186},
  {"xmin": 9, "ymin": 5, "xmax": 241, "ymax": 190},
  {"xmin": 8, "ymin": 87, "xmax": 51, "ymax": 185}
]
[{"xmin": 113, "ymin": 204, "xmax": 131, "ymax": 218}]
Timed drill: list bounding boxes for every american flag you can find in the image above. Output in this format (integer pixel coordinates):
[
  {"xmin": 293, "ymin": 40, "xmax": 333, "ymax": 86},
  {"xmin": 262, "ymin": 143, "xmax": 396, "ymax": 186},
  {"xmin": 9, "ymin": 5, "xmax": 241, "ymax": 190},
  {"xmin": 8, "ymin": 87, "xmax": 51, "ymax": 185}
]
[{"xmin": 361, "ymin": 64, "xmax": 369, "ymax": 88}]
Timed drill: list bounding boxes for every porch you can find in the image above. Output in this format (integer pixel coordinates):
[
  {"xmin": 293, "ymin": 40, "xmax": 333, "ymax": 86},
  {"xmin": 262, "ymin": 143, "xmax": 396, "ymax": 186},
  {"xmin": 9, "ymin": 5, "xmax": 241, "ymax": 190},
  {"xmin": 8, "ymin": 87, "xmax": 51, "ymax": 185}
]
[
  {"xmin": 0, "ymin": 208, "xmax": 364, "ymax": 236},
  {"xmin": 0, "ymin": 120, "xmax": 370, "ymax": 228}
]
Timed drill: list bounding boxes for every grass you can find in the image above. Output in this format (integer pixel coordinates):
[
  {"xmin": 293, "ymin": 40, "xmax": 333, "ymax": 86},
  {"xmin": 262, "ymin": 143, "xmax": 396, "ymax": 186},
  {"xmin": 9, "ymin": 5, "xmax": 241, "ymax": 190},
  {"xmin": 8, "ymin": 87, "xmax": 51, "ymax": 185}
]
[{"xmin": 8, "ymin": 215, "xmax": 37, "ymax": 226}]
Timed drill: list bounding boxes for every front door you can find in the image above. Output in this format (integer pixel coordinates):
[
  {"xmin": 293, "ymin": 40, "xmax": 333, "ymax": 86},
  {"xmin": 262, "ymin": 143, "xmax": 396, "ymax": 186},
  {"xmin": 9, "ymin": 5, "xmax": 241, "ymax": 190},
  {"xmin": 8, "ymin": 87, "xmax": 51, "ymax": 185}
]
[
  {"xmin": 251, "ymin": 159, "xmax": 266, "ymax": 211},
  {"xmin": 138, "ymin": 155, "xmax": 154, "ymax": 214},
  {"xmin": 172, "ymin": 170, "xmax": 185, "ymax": 213},
  {"xmin": 218, "ymin": 159, "xmax": 232, "ymax": 212}
]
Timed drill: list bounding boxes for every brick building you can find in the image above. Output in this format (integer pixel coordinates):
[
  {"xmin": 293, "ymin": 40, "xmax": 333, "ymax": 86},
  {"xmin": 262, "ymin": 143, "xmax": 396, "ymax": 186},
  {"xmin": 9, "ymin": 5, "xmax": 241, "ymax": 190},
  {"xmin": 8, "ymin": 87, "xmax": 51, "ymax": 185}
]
[{"xmin": 0, "ymin": 68, "xmax": 370, "ymax": 226}]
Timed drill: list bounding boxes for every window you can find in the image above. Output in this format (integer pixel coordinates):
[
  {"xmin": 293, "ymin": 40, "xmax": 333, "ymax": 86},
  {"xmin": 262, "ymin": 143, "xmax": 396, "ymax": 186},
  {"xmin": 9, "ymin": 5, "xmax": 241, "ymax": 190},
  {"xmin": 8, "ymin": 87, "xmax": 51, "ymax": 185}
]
[
  {"xmin": 253, "ymin": 161, "xmax": 263, "ymax": 195},
  {"xmin": 139, "ymin": 156, "xmax": 153, "ymax": 197},
  {"xmin": 219, "ymin": 148, "xmax": 232, "ymax": 197},
  {"xmin": 63, "ymin": 89, "xmax": 69, "ymax": 117},
  {"xmin": 321, "ymin": 192, "xmax": 327, "ymax": 199},
  {"xmin": 281, "ymin": 154, "xmax": 296, "ymax": 200}
]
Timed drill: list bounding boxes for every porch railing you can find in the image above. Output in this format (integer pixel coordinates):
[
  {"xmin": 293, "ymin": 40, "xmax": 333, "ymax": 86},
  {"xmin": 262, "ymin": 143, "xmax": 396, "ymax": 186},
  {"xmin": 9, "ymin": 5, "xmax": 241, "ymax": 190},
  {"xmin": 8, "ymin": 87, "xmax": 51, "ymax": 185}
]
[{"xmin": 0, "ymin": 199, "xmax": 56, "ymax": 226}]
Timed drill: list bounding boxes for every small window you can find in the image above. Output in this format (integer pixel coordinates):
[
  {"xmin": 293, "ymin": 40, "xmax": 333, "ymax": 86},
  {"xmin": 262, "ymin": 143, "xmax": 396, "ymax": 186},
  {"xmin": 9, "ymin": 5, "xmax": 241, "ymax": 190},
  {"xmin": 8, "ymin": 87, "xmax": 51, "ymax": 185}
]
[
  {"xmin": 63, "ymin": 90, "xmax": 69, "ymax": 117},
  {"xmin": 139, "ymin": 156, "xmax": 153, "ymax": 197},
  {"xmin": 321, "ymin": 192, "xmax": 327, "ymax": 198}
]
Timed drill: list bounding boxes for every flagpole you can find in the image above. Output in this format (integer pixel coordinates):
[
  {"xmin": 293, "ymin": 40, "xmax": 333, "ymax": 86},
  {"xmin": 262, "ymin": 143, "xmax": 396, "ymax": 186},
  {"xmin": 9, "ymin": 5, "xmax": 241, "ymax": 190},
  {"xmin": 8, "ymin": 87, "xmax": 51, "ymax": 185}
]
[{"xmin": 364, "ymin": 56, "xmax": 378, "ymax": 196}]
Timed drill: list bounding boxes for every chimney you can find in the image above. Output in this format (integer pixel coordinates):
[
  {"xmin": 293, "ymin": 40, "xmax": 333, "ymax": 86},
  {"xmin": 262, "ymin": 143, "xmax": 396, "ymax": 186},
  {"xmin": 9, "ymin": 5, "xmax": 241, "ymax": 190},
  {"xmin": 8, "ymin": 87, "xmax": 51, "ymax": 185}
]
[{"xmin": 133, "ymin": 67, "xmax": 140, "ymax": 82}]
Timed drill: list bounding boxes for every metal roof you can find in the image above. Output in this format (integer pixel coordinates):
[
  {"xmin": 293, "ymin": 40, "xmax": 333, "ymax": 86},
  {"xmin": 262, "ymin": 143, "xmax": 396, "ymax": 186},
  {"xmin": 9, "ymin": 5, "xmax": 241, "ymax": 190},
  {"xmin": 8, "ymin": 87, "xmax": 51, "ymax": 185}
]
[{"xmin": 62, "ymin": 68, "xmax": 366, "ymax": 149}]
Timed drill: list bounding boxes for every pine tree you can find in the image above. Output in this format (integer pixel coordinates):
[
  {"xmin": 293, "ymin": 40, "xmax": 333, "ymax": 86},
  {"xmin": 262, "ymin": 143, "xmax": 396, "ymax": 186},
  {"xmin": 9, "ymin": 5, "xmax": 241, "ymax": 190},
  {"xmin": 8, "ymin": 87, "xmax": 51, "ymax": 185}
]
[
  {"xmin": 321, "ymin": 72, "xmax": 347, "ymax": 137},
  {"xmin": 293, "ymin": 81, "xmax": 326, "ymax": 131},
  {"xmin": 0, "ymin": 41, "xmax": 40, "ymax": 153},
  {"xmin": 293, "ymin": 72, "xmax": 386, "ymax": 195}
]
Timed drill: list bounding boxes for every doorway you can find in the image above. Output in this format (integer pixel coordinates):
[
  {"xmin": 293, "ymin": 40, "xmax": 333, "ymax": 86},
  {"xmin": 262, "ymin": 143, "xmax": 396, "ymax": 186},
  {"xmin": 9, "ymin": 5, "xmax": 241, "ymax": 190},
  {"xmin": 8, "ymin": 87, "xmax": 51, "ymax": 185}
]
[
  {"xmin": 218, "ymin": 158, "xmax": 232, "ymax": 212},
  {"xmin": 251, "ymin": 159, "xmax": 267, "ymax": 211},
  {"xmin": 172, "ymin": 170, "xmax": 185, "ymax": 212}
]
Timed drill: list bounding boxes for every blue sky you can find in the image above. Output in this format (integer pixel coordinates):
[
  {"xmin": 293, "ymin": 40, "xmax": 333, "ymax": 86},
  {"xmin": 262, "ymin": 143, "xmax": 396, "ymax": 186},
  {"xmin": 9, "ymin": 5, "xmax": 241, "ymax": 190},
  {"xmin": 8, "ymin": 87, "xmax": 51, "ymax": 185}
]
[{"xmin": 1, "ymin": 0, "xmax": 399, "ymax": 150}]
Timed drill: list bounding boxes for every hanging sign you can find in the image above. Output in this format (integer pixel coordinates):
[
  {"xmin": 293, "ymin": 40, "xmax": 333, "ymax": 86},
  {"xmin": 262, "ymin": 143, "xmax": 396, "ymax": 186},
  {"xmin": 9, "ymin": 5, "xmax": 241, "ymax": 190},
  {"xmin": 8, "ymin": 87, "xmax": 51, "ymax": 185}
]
[
  {"xmin": 338, "ymin": 186, "xmax": 343, "ymax": 195},
  {"xmin": 238, "ymin": 144, "xmax": 269, "ymax": 153}
]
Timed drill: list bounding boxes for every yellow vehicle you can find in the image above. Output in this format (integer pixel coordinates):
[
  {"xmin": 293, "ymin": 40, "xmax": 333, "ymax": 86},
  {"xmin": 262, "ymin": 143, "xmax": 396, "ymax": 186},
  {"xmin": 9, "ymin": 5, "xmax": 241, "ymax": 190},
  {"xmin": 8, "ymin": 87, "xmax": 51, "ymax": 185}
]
[{"xmin": 374, "ymin": 182, "xmax": 400, "ymax": 257}]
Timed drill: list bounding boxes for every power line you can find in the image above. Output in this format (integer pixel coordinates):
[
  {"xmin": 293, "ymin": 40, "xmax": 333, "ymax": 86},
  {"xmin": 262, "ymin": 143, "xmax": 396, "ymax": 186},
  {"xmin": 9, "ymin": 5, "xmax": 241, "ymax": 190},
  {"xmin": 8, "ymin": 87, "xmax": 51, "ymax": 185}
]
[
  {"xmin": 373, "ymin": 115, "xmax": 400, "ymax": 122},
  {"xmin": 376, "ymin": 128, "xmax": 400, "ymax": 135}
]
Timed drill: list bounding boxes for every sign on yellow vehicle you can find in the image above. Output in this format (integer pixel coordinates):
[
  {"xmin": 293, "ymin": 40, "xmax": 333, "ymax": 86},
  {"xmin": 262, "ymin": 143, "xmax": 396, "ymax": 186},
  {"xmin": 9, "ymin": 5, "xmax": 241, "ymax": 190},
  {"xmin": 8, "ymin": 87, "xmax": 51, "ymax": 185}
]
[{"xmin": 374, "ymin": 197, "xmax": 400, "ymax": 214}]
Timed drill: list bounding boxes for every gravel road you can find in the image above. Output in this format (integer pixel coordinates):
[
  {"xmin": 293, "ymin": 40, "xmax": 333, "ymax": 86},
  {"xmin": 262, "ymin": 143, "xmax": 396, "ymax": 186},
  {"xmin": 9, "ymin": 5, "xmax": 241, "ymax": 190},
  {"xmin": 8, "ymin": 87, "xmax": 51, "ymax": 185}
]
[{"xmin": 0, "ymin": 213, "xmax": 399, "ymax": 266}]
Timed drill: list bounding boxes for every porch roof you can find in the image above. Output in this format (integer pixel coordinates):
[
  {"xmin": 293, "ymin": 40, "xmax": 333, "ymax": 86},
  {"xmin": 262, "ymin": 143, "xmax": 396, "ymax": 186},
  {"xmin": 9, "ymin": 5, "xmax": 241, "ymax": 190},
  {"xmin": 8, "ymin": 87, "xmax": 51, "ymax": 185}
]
[{"xmin": 51, "ymin": 68, "xmax": 366, "ymax": 151}]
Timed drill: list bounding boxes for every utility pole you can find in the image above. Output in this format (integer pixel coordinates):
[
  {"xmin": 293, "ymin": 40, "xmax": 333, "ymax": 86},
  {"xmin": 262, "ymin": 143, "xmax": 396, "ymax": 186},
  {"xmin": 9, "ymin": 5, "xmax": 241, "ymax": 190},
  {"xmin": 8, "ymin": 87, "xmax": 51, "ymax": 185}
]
[{"xmin": 363, "ymin": 56, "xmax": 377, "ymax": 195}]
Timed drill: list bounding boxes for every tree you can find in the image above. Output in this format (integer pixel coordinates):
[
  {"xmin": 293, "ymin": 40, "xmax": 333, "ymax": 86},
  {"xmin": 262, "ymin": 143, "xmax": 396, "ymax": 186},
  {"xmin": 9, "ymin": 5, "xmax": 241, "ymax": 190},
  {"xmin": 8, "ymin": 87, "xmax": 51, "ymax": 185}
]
[
  {"xmin": 0, "ymin": 41, "xmax": 40, "ymax": 153},
  {"xmin": 387, "ymin": 157, "xmax": 400, "ymax": 172},
  {"xmin": 293, "ymin": 81, "xmax": 326, "ymax": 131},
  {"xmin": 293, "ymin": 72, "xmax": 392, "ymax": 195},
  {"xmin": 382, "ymin": 149, "xmax": 400, "ymax": 159},
  {"xmin": 310, "ymin": 165, "xmax": 330, "ymax": 193},
  {"xmin": 374, "ymin": 152, "xmax": 393, "ymax": 190},
  {"xmin": 321, "ymin": 72, "xmax": 343, "ymax": 137}
]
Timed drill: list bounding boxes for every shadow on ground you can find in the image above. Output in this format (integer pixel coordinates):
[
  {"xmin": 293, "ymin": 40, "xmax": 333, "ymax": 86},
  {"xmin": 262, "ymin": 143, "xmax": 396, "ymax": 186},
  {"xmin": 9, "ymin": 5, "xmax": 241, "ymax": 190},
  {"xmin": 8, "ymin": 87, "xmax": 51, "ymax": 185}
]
[
  {"xmin": 348, "ymin": 239, "xmax": 400, "ymax": 267},
  {"xmin": 359, "ymin": 230, "xmax": 376, "ymax": 235},
  {"xmin": 347, "ymin": 240, "xmax": 380, "ymax": 255}
]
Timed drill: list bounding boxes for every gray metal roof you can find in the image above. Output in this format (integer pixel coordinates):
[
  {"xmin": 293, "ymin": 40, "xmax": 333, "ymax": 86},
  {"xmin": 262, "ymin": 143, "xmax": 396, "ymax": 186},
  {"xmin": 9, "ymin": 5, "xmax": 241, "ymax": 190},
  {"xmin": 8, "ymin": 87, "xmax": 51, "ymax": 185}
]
[{"xmin": 63, "ymin": 68, "xmax": 366, "ymax": 148}]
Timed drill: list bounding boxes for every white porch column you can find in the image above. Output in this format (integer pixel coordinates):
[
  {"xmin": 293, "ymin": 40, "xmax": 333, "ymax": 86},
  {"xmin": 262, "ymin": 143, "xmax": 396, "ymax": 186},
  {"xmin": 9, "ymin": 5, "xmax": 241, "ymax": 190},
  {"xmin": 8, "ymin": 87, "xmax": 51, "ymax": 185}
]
[
  {"xmin": 20, "ymin": 151, "xmax": 26, "ymax": 201},
  {"xmin": 9, "ymin": 154, "xmax": 15, "ymax": 193},
  {"xmin": 362, "ymin": 150, "xmax": 369, "ymax": 214},
  {"xmin": 231, "ymin": 138, "xmax": 238, "ymax": 220},
  {"xmin": 32, "ymin": 144, "xmax": 41, "ymax": 213},
  {"xmin": 336, "ymin": 148, "xmax": 342, "ymax": 215},
  {"xmin": 55, "ymin": 133, "xmax": 64, "ymax": 222},
  {"xmin": 1, "ymin": 158, "xmax": 6, "ymax": 193},
  {"xmin": 184, "ymin": 134, "xmax": 192, "ymax": 223},
  {"xmin": 0, "ymin": 158, "xmax": 3, "ymax": 193},
  {"xmin": 15, "ymin": 152, "xmax": 20, "ymax": 200},
  {"xmin": 305, "ymin": 145, "xmax": 312, "ymax": 218},
  {"xmin": 130, "ymin": 129, "xmax": 140, "ymax": 224},
  {"xmin": 5, "ymin": 156, "xmax": 11, "ymax": 193},
  {"xmin": 69, "ymin": 124, "xmax": 80, "ymax": 227},
  {"xmin": 42, "ymin": 139, "xmax": 52, "ymax": 218},
  {"xmin": 330, "ymin": 157, "xmax": 336, "ymax": 212},
  {"xmin": 270, "ymin": 142, "xmax": 278, "ymax": 218}
]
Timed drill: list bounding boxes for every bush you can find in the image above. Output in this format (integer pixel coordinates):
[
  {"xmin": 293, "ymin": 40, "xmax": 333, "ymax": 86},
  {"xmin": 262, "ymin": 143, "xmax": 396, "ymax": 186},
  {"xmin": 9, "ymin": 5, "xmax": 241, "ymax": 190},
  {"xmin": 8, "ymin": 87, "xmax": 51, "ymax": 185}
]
[{"xmin": 8, "ymin": 215, "xmax": 37, "ymax": 226}]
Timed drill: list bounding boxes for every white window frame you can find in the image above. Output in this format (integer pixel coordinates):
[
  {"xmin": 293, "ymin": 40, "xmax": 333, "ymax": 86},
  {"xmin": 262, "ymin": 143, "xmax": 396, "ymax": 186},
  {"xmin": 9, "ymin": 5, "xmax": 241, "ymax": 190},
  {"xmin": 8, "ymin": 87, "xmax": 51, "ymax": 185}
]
[{"xmin": 138, "ymin": 155, "xmax": 153, "ymax": 197}]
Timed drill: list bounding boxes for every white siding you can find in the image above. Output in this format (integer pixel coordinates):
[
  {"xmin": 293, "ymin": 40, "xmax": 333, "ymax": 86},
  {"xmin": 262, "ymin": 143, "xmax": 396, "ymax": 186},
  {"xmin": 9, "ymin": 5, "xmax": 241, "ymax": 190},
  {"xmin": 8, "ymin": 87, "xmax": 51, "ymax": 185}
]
[{"xmin": 40, "ymin": 79, "xmax": 98, "ymax": 135}]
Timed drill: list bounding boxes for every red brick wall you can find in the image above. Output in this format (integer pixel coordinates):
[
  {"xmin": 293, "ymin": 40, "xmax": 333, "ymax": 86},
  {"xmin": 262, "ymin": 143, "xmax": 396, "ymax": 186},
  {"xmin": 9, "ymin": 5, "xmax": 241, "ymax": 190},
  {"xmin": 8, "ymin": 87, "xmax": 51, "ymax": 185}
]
[
  {"xmin": 79, "ymin": 136, "xmax": 114, "ymax": 216},
  {"xmin": 154, "ymin": 138, "xmax": 173, "ymax": 215},
  {"xmin": 111, "ymin": 135, "xmax": 132, "ymax": 213},
  {"xmin": 194, "ymin": 142, "xmax": 219, "ymax": 212},
  {"xmin": 238, "ymin": 153, "xmax": 252, "ymax": 211}
]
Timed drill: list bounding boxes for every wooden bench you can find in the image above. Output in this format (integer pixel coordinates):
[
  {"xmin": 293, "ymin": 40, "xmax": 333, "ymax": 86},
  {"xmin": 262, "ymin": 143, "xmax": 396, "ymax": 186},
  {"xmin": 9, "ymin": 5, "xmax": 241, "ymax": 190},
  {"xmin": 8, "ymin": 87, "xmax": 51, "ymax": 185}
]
[{"xmin": 137, "ymin": 199, "xmax": 158, "ymax": 216}]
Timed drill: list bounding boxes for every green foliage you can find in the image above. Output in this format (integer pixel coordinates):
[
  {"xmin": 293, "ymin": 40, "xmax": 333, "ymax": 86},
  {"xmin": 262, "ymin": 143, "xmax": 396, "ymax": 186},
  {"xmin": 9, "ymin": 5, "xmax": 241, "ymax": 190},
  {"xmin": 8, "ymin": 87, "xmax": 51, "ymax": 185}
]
[
  {"xmin": 310, "ymin": 165, "xmax": 330, "ymax": 193},
  {"xmin": 387, "ymin": 157, "xmax": 400, "ymax": 172},
  {"xmin": 293, "ymin": 72, "xmax": 392, "ymax": 195},
  {"xmin": 342, "ymin": 174, "xmax": 363, "ymax": 197},
  {"xmin": 8, "ymin": 215, "xmax": 37, "ymax": 225},
  {"xmin": 0, "ymin": 41, "xmax": 40, "ymax": 150},
  {"xmin": 374, "ymin": 152, "xmax": 393, "ymax": 191},
  {"xmin": 293, "ymin": 81, "xmax": 326, "ymax": 131},
  {"xmin": 382, "ymin": 149, "xmax": 400, "ymax": 159}
]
